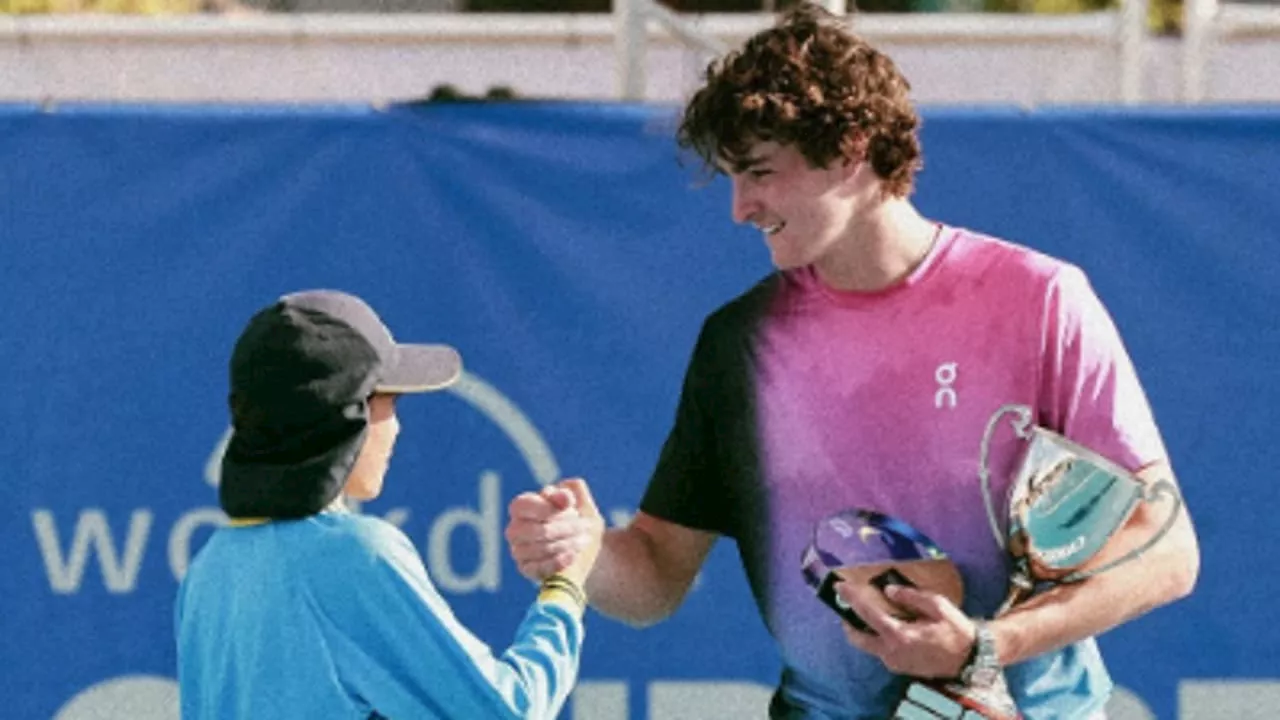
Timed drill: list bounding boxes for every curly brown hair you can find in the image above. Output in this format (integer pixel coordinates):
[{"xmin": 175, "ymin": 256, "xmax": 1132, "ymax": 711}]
[{"xmin": 676, "ymin": 2, "xmax": 923, "ymax": 197}]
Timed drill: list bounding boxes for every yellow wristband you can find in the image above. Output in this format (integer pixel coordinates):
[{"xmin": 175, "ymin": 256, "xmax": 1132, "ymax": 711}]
[
  {"xmin": 541, "ymin": 575, "xmax": 587, "ymax": 607},
  {"xmin": 537, "ymin": 586, "xmax": 585, "ymax": 617}
]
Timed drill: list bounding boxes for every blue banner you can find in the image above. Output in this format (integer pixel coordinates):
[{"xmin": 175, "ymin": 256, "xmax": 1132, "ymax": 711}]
[{"xmin": 2, "ymin": 102, "xmax": 1275, "ymax": 720}]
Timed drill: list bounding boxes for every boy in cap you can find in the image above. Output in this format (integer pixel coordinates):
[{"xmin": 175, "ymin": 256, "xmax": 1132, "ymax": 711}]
[{"xmin": 177, "ymin": 289, "xmax": 603, "ymax": 720}]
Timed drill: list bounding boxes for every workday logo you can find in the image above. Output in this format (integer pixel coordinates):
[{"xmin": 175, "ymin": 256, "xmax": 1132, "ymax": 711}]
[{"xmin": 30, "ymin": 369, "xmax": 565, "ymax": 599}]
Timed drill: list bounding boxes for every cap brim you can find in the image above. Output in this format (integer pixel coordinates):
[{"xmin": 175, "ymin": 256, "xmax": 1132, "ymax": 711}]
[{"xmin": 376, "ymin": 343, "xmax": 462, "ymax": 394}]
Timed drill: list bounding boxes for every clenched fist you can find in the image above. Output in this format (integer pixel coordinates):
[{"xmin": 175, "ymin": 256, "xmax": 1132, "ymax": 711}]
[{"xmin": 505, "ymin": 478, "xmax": 605, "ymax": 587}]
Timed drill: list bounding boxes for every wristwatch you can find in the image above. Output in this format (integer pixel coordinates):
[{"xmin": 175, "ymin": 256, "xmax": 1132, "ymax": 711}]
[{"xmin": 959, "ymin": 620, "xmax": 1001, "ymax": 688}]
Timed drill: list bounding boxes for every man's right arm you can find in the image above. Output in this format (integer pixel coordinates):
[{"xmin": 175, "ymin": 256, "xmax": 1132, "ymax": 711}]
[
  {"xmin": 507, "ymin": 488, "xmax": 719, "ymax": 629},
  {"xmin": 583, "ymin": 512, "xmax": 717, "ymax": 628}
]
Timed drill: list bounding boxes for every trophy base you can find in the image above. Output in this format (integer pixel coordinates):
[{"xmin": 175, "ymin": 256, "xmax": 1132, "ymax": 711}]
[{"xmin": 891, "ymin": 679, "xmax": 1022, "ymax": 720}]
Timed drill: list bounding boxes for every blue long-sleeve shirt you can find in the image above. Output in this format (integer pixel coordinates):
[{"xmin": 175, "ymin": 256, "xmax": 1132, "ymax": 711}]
[{"xmin": 176, "ymin": 510, "xmax": 582, "ymax": 719}]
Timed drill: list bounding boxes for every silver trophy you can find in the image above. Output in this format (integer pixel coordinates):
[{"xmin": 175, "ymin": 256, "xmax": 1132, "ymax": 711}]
[
  {"xmin": 979, "ymin": 403, "xmax": 1183, "ymax": 614},
  {"xmin": 893, "ymin": 404, "xmax": 1182, "ymax": 720}
]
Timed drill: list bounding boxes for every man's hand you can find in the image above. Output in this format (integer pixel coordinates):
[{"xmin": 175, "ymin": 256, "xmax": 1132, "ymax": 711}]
[
  {"xmin": 505, "ymin": 478, "xmax": 604, "ymax": 585},
  {"xmin": 837, "ymin": 582, "xmax": 978, "ymax": 679}
]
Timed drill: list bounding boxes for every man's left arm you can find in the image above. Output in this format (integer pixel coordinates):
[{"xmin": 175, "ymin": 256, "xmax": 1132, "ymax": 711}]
[{"xmin": 988, "ymin": 460, "xmax": 1199, "ymax": 666}]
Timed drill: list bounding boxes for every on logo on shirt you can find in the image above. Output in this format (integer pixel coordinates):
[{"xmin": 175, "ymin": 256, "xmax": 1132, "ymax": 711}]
[{"xmin": 935, "ymin": 362, "xmax": 958, "ymax": 409}]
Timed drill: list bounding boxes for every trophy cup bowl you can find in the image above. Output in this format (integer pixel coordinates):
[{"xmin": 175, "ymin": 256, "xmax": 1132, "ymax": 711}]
[
  {"xmin": 981, "ymin": 404, "xmax": 1184, "ymax": 612},
  {"xmin": 801, "ymin": 508, "xmax": 964, "ymax": 632}
]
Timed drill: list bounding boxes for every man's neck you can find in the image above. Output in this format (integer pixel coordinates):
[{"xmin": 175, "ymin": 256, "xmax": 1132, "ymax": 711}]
[{"xmin": 812, "ymin": 199, "xmax": 939, "ymax": 293}]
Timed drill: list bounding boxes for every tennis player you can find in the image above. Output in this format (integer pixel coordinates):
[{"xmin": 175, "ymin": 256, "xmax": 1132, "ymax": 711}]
[
  {"xmin": 177, "ymin": 289, "xmax": 603, "ymax": 719},
  {"xmin": 505, "ymin": 4, "xmax": 1200, "ymax": 719}
]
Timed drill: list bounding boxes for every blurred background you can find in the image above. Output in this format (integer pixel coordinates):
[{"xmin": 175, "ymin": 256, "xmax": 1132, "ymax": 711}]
[
  {"xmin": 2, "ymin": 1, "xmax": 1276, "ymax": 720},
  {"xmin": 2, "ymin": 0, "xmax": 1279, "ymax": 103}
]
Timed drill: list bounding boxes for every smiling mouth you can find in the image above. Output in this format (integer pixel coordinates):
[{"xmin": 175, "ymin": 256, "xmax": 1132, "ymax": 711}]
[{"xmin": 758, "ymin": 222, "xmax": 785, "ymax": 236}]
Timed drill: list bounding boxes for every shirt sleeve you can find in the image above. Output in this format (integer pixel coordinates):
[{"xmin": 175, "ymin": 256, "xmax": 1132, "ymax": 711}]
[
  {"xmin": 639, "ymin": 315, "xmax": 742, "ymax": 538},
  {"xmin": 1037, "ymin": 264, "xmax": 1168, "ymax": 471},
  {"xmin": 310, "ymin": 518, "xmax": 583, "ymax": 720}
]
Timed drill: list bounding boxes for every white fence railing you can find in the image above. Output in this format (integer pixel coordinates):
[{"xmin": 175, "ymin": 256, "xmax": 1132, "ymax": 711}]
[
  {"xmin": 0, "ymin": 2, "xmax": 1278, "ymax": 104},
  {"xmin": 1183, "ymin": 0, "xmax": 1280, "ymax": 102},
  {"xmin": 612, "ymin": 0, "xmax": 1149, "ymax": 103},
  {"xmin": 613, "ymin": 0, "xmax": 849, "ymax": 100}
]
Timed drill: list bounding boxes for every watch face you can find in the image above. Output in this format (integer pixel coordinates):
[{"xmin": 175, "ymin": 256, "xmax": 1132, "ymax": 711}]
[{"xmin": 967, "ymin": 666, "xmax": 1002, "ymax": 688}]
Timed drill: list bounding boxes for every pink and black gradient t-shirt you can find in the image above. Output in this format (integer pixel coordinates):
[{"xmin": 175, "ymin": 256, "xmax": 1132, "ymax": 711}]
[{"xmin": 640, "ymin": 225, "xmax": 1167, "ymax": 720}]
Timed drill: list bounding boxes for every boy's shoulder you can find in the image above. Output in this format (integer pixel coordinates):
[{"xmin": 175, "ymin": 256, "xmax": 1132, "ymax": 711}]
[{"xmin": 308, "ymin": 511, "xmax": 414, "ymax": 555}]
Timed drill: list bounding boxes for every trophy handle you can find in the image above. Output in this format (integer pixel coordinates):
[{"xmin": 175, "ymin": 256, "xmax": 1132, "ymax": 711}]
[
  {"xmin": 993, "ymin": 562, "xmax": 1037, "ymax": 617},
  {"xmin": 979, "ymin": 404, "xmax": 1035, "ymax": 552},
  {"xmin": 1058, "ymin": 477, "xmax": 1184, "ymax": 584}
]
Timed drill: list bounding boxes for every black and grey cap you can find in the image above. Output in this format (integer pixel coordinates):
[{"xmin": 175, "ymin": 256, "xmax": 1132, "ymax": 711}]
[{"xmin": 219, "ymin": 289, "xmax": 462, "ymax": 519}]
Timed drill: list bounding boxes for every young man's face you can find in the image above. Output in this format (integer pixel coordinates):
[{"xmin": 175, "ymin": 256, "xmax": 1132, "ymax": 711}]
[
  {"xmin": 722, "ymin": 141, "xmax": 858, "ymax": 270},
  {"xmin": 345, "ymin": 393, "xmax": 400, "ymax": 501}
]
